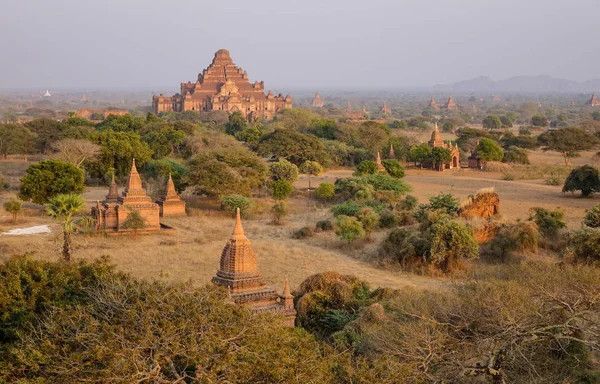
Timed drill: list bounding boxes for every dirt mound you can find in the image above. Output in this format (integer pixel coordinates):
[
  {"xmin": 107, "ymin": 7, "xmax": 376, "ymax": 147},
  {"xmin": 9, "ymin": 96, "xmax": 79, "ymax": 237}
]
[
  {"xmin": 470, "ymin": 219, "xmax": 500, "ymax": 244},
  {"xmin": 458, "ymin": 188, "xmax": 500, "ymax": 219}
]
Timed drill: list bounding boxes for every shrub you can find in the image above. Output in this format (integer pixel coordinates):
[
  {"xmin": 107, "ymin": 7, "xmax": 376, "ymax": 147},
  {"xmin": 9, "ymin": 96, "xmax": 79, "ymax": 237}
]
[
  {"xmin": 220, "ymin": 194, "xmax": 253, "ymax": 217},
  {"xmin": 357, "ymin": 208, "xmax": 379, "ymax": 240},
  {"xmin": 355, "ymin": 160, "xmax": 377, "ymax": 176},
  {"xmin": 270, "ymin": 201, "xmax": 288, "ymax": 225},
  {"xmin": 269, "ymin": 179, "xmax": 293, "ymax": 200},
  {"xmin": 19, "ymin": 160, "xmax": 85, "ymax": 205},
  {"xmin": 314, "ymin": 182, "xmax": 335, "ymax": 200},
  {"xmin": 378, "ymin": 209, "xmax": 400, "ymax": 228},
  {"xmin": 336, "ymin": 215, "xmax": 365, "ymax": 242},
  {"xmin": 427, "ymin": 220, "xmax": 479, "ymax": 271},
  {"xmin": 583, "ymin": 204, "xmax": 600, "ymax": 228},
  {"xmin": 564, "ymin": 228, "xmax": 600, "ymax": 266},
  {"xmin": 488, "ymin": 222, "xmax": 540, "ymax": 263},
  {"xmin": 381, "ymin": 159, "xmax": 405, "ymax": 178},
  {"xmin": 293, "ymin": 226, "xmax": 314, "ymax": 239},
  {"xmin": 562, "ymin": 165, "xmax": 600, "ymax": 197},
  {"xmin": 427, "ymin": 192, "xmax": 460, "ymax": 214},
  {"xmin": 315, "ymin": 220, "xmax": 333, "ymax": 232},
  {"xmin": 334, "ymin": 174, "xmax": 411, "ymax": 201},
  {"xmin": 482, "ymin": 161, "xmax": 513, "ymax": 173},
  {"xmin": 503, "ymin": 146, "xmax": 530, "ymax": 165},
  {"xmin": 3, "ymin": 198, "xmax": 22, "ymax": 224},
  {"xmin": 528, "ymin": 207, "xmax": 566, "ymax": 238},
  {"xmin": 379, "ymin": 228, "xmax": 429, "ymax": 267},
  {"xmin": 331, "ymin": 201, "xmax": 362, "ymax": 217},
  {"xmin": 482, "ymin": 115, "xmax": 502, "ymax": 129},
  {"xmin": 531, "ymin": 115, "xmax": 549, "ymax": 127},
  {"xmin": 269, "ymin": 159, "xmax": 299, "ymax": 182},
  {"xmin": 397, "ymin": 195, "xmax": 418, "ymax": 211}
]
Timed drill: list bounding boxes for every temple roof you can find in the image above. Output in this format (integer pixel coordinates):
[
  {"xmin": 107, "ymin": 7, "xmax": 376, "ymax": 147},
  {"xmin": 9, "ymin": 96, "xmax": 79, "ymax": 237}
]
[{"xmin": 219, "ymin": 208, "xmax": 258, "ymax": 274}]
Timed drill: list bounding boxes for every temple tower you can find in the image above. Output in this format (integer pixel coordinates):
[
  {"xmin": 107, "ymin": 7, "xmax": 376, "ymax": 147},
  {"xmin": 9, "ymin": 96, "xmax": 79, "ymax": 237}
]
[
  {"xmin": 381, "ymin": 102, "xmax": 391, "ymax": 114},
  {"xmin": 388, "ymin": 143, "xmax": 395, "ymax": 159},
  {"xmin": 376, "ymin": 152, "xmax": 386, "ymax": 172},
  {"xmin": 312, "ymin": 91, "xmax": 324, "ymax": 108},
  {"xmin": 428, "ymin": 96, "xmax": 440, "ymax": 110},
  {"xmin": 587, "ymin": 92, "xmax": 600, "ymax": 107},
  {"xmin": 443, "ymin": 96, "xmax": 458, "ymax": 110},
  {"xmin": 156, "ymin": 174, "xmax": 186, "ymax": 217}
]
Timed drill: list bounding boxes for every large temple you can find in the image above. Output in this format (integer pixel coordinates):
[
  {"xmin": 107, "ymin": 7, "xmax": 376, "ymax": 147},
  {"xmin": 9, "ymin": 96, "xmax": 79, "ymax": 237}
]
[
  {"xmin": 91, "ymin": 159, "xmax": 161, "ymax": 233},
  {"xmin": 212, "ymin": 209, "xmax": 296, "ymax": 326},
  {"xmin": 152, "ymin": 49, "xmax": 292, "ymax": 121}
]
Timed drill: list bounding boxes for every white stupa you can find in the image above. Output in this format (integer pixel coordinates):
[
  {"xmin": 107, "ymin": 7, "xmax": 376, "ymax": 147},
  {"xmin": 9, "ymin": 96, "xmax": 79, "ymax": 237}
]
[{"xmin": 43, "ymin": 90, "xmax": 51, "ymax": 97}]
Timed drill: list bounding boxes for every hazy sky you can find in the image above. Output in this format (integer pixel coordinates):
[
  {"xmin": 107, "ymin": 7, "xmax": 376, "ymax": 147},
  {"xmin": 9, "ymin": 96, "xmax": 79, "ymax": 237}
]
[{"xmin": 1, "ymin": 0, "xmax": 598, "ymax": 91}]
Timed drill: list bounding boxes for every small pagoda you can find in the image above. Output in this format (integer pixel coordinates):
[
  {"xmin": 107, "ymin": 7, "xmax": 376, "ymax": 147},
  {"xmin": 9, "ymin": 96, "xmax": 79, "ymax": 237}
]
[
  {"xmin": 156, "ymin": 174, "xmax": 186, "ymax": 217},
  {"xmin": 426, "ymin": 123, "xmax": 460, "ymax": 170},
  {"xmin": 388, "ymin": 143, "xmax": 395, "ymax": 159},
  {"xmin": 586, "ymin": 92, "xmax": 600, "ymax": 107},
  {"xmin": 381, "ymin": 102, "xmax": 391, "ymax": 114},
  {"xmin": 376, "ymin": 151, "xmax": 386, "ymax": 172},
  {"xmin": 428, "ymin": 96, "xmax": 440, "ymax": 110},
  {"xmin": 442, "ymin": 96, "xmax": 458, "ymax": 110},
  {"xmin": 212, "ymin": 209, "xmax": 296, "ymax": 326},
  {"xmin": 311, "ymin": 91, "xmax": 324, "ymax": 108}
]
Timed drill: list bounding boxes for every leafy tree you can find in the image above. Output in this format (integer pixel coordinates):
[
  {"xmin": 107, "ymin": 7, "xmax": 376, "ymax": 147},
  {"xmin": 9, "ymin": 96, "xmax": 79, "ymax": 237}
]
[
  {"xmin": 0, "ymin": 124, "xmax": 36, "ymax": 158},
  {"xmin": 409, "ymin": 143, "xmax": 432, "ymax": 167},
  {"xmin": 390, "ymin": 120, "xmax": 407, "ymax": 129},
  {"xmin": 299, "ymin": 161, "xmax": 323, "ymax": 190},
  {"xmin": 564, "ymin": 228, "xmax": 600, "ymax": 265},
  {"xmin": 482, "ymin": 115, "xmax": 502, "ymax": 129},
  {"xmin": 427, "ymin": 192, "xmax": 460, "ymax": 214},
  {"xmin": 430, "ymin": 147, "xmax": 452, "ymax": 171},
  {"xmin": 334, "ymin": 174, "xmax": 411, "ymax": 200},
  {"xmin": 45, "ymin": 193, "xmax": 85, "ymax": 261},
  {"xmin": 503, "ymin": 146, "xmax": 530, "ymax": 164},
  {"xmin": 583, "ymin": 204, "xmax": 600, "ymax": 228},
  {"xmin": 538, "ymin": 127, "xmax": 600, "ymax": 166},
  {"xmin": 270, "ymin": 201, "xmax": 288, "ymax": 225},
  {"xmin": 19, "ymin": 160, "xmax": 84, "ymax": 205},
  {"xmin": 269, "ymin": 179, "xmax": 293, "ymax": 200},
  {"xmin": 427, "ymin": 220, "xmax": 479, "ymax": 271},
  {"xmin": 562, "ymin": 165, "xmax": 600, "ymax": 197},
  {"xmin": 355, "ymin": 121, "xmax": 390, "ymax": 153},
  {"xmin": 96, "ymin": 114, "xmax": 144, "ymax": 132},
  {"xmin": 235, "ymin": 126, "xmax": 264, "ymax": 144},
  {"xmin": 476, "ymin": 138, "xmax": 504, "ymax": 162},
  {"xmin": 592, "ymin": 111, "xmax": 600, "ymax": 122},
  {"xmin": 357, "ymin": 208, "xmax": 379, "ymax": 241},
  {"xmin": 220, "ymin": 195, "xmax": 253, "ymax": 217},
  {"xmin": 141, "ymin": 158, "xmax": 189, "ymax": 193},
  {"xmin": 355, "ymin": 160, "xmax": 377, "ymax": 175},
  {"xmin": 442, "ymin": 121, "xmax": 454, "ymax": 132},
  {"xmin": 24, "ymin": 118, "xmax": 62, "ymax": 154},
  {"xmin": 501, "ymin": 132, "xmax": 539, "ymax": 150},
  {"xmin": 3, "ymin": 198, "xmax": 22, "ymax": 224},
  {"xmin": 528, "ymin": 207, "xmax": 566, "ymax": 238},
  {"xmin": 314, "ymin": 182, "xmax": 335, "ymax": 200},
  {"xmin": 381, "ymin": 159, "xmax": 405, "ymax": 178},
  {"xmin": 142, "ymin": 125, "xmax": 186, "ymax": 159},
  {"xmin": 89, "ymin": 129, "xmax": 153, "ymax": 180},
  {"xmin": 224, "ymin": 112, "xmax": 248, "ymax": 136},
  {"xmin": 122, "ymin": 209, "xmax": 146, "ymax": 240},
  {"xmin": 336, "ymin": 215, "xmax": 365, "ymax": 242},
  {"xmin": 531, "ymin": 114, "xmax": 549, "ymax": 127},
  {"xmin": 499, "ymin": 115, "xmax": 513, "ymax": 128},
  {"xmin": 311, "ymin": 118, "xmax": 338, "ymax": 140},
  {"xmin": 269, "ymin": 159, "xmax": 299, "ymax": 182},
  {"xmin": 257, "ymin": 129, "xmax": 329, "ymax": 165}
]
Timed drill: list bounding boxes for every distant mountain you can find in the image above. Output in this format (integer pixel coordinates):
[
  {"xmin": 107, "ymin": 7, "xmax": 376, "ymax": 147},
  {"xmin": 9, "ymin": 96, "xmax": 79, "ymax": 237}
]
[{"xmin": 432, "ymin": 75, "xmax": 600, "ymax": 93}]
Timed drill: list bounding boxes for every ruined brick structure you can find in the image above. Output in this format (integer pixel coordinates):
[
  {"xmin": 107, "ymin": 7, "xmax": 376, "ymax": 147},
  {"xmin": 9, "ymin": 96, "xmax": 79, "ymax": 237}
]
[
  {"xmin": 428, "ymin": 96, "xmax": 440, "ymax": 110},
  {"xmin": 587, "ymin": 92, "xmax": 600, "ymax": 107},
  {"xmin": 212, "ymin": 209, "xmax": 296, "ymax": 326},
  {"xmin": 156, "ymin": 174, "xmax": 186, "ymax": 217},
  {"xmin": 91, "ymin": 160, "xmax": 161, "ymax": 233},
  {"xmin": 427, "ymin": 123, "xmax": 460, "ymax": 170},
  {"xmin": 311, "ymin": 91, "xmax": 324, "ymax": 108},
  {"xmin": 442, "ymin": 96, "xmax": 458, "ymax": 110},
  {"xmin": 152, "ymin": 49, "xmax": 292, "ymax": 121},
  {"xmin": 381, "ymin": 102, "xmax": 391, "ymax": 114}
]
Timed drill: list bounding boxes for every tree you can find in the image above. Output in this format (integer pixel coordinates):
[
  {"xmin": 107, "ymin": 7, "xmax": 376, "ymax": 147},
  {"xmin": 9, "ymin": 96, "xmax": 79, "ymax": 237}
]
[
  {"xmin": 430, "ymin": 147, "xmax": 452, "ymax": 171},
  {"xmin": 499, "ymin": 115, "xmax": 513, "ymax": 128},
  {"xmin": 24, "ymin": 118, "xmax": 62, "ymax": 154},
  {"xmin": 583, "ymin": 204, "xmax": 600, "ymax": 228},
  {"xmin": 257, "ymin": 129, "xmax": 329, "ymax": 165},
  {"xmin": 336, "ymin": 215, "xmax": 365, "ymax": 242},
  {"xmin": 3, "ymin": 198, "xmax": 22, "ymax": 224},
  {"xmin": 141, "ymin": 158, "xmax": 189, "ymax": 194},
  {"xmin": 142, "ymin": 125, "xmax": 187, "ymax": 159},
  {"xmin": 220, "ymin": 195, "xmax": 253, "ymax": 217},
  {"xmin": 427, "ymin": 220, "xmax": 479, "ymax": 271},
  {"xmin": 122, "ymin": 209, "xmax": 146, "ymax": 240},
  {"xmin": 19, "ymin": 160, "xmax": 85, "ymax": 205},
  {"xmin": 409, "ymin": 143, "xmax": 432, "ymax": 167},
  {"xmin": 476, "ymin": 138, "xmax": 504, "ymax": 162},
  {"xmin": 89, "ymin": 129, "xmax": 153, "ymax": 180},
  {"xmin": 592, "ymin": 111, "xmax": 600, "ymax": 122},
  {"xmin": 269, "ymin": 159, "xmax": 299, "ymax": 183},
  {"xmin": 531, "ymin": 114, "xmax": 549, "ymax": 127},
  {"xmin": 482, "ymin": 115, "xmax": 502, "ymax": 129},
  {"xmin": 357, "ymin": 208, "xmax": 379, "ymax": 241},
  {"xmin": 0, "ymin": 124, "xmax": 36, "ymax": 158},
  {"xmin": 45, "ymin": 193, "xmax": 85, "ymax": 262},
  {"xmin": 390, "ymin": 120, "xmax": 407, "ymax": 129},
  {"xmin": 299, "ymin": 161, "xmax": 323, "ymax": 190},
  {"xmin": 538, "ymin": 127, "xmax": 600, "ymax": 166},
  {"xmin": 314, "ymin": 182, "xmax": 335, "ymax": 200},
  {"xmin": 269, "ymin": 179, "xmax": 293, "ymax": 200},
  {"xmin": 355, "ymin": 121, "xmax": 390, "ymax": 153},
  {"xmin": 563, "ymin": 165, "xmax": 600, "ymax": 197},
  {"xmin": 381, "ymin": 159, "xmax": 405, "ymax": 178},
  {"xmin": 270, "ymin": 201, "xmax": 288, "ymax": 225},
  {"xmin": 503, "ymin": 146, "xmax": 530, "ymax": 164},
  {"xmin": 224, "ymin": 112, "xmax": 248, "ymax": 136},
  {"xmin": 51, "ymin": 139, "xmax": 100, "ymax": 168},
  {"xmin": 442, "ymin": 121, "xmax": 454, "ymax": 132},
  {"xmin": 528, "ymin": 207, "xmax": 566, "ymax": 238},
  {"xmin": 355, "ymin": 160, "xmax": 377, "ymax": 176}
]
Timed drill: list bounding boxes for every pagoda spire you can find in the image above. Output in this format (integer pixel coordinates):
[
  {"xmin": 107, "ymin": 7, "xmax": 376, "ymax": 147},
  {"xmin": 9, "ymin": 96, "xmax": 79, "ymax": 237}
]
[
  {"xmin": 165, "ymin": 173, "xmax": 177, "ymax": 198},
  {"xmin": 105, "ymin": 173, "xmax": 119, "ymax": 202},
  {"xmin": 232, "ymin": 208, "xmax": 246, "ymax": 240},
  {"xmin": 376, "ymin": 151, "xmax": 386, "ymax": 172},
  {"xmin": 388, "ymin": 143, "xmax": 395, "ymax": 159}
]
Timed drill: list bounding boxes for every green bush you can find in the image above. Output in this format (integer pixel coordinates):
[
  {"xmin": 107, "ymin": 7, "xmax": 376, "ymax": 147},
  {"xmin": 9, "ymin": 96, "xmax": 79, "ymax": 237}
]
[
  {"xmin": 378, "ymin": 209, "xmax": 400, "ymax": 228},
  {"xmin": 141, "ymin": 158, "xmax": 189, "ymax": 193},
  {"xmin": 528, "ymin": 207, "xmax": 566, "ymax": 238},
  {"xmin": 19, "ymin": 160, "xmax": 85, "ymax": 205},
  {"xmin": 316, "ymin": 220, "xmax": 334, "ymax": 232},
  {"xmin": 336, "ymin": 215, "xmax": 365, "ymax": 242},
  {"xmin": 269, "ymin": 159, "xmax": 299, "ymax": 182},
  {"xmin": 331, "ymin": 201, "xmax": 362, "ymax": 217},
  {"xmin": 220, "ymin": 194, "xmax": 253, "ymax": 217},
  {"xmin": 381, "ymin": 159, "xmax": 405, "ymax": 178},
  {"xmin": 269, "ymin": 179, "xmax": 293, "ymax": 200},
  {"xmin": 488, "ymin": 222, "xmax": 540, "ymax": 263},
  {"xmin": 3, "ymin": 198, "xmax": 22, "ymax": 224},
  {"xmin": 583, "ymin": 204, "xmax": 600, "ymax": 228},
  {"xmin": 564, "ymin": 228, "xmax": 600, "ymax": 266},
  {"xmin": 427, "ymin": 192, "xmax": 460, "ymax": 214},
  {"xmin": 354, "ymin": 160, "xmax": 377, "ymax": 176},
  {"xmin": 397, "ymin": 195, "xmax": 418, "ymax": 211},
  {"xmin": 271, "ymin": 201, "xmax": 288, "ymax": 225},
  {"xmin": 503, "ymin": 146, "xmax": 530, "ymax": 165},
  {"xmin": 357, "ymin": 208, "xmax": 379, "ymax": 240},
  {"xmin": 314, "ymin": 182, "xmax": 335, "ymax": 200},
  {"xmin": 563, "ymin": 165, "xmax": 600, "ymax": 197},
  {"xmin": 427, "ymin": 220, "xmax": 479, "ymax": 271}
]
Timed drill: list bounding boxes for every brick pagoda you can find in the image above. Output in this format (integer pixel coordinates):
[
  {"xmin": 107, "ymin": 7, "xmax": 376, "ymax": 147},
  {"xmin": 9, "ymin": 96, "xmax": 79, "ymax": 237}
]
[
  {"xmin": 427, "ymin": 123, "xmax": 460, "ymax": 170},
  {"xmin": 442, "ymin": 96, "xmax": 458, "ymax": 110},
  {"xmin": 428, "ymin": 96, "xmax": 440, "ymax": 110},
  {"xmin": 587, "ymin": 92, "xmax": 600, "ymax": 107},
  {"xmin": 212, "ymin": 209, "xmax": 296, "ymax": 326},
  {"xmin": 311, "ymin": 91, "xmax": 324, "ymax": 108},
  {"xmin": 156, "ymin": 174, "xmax": 186, "ymax": 217}
]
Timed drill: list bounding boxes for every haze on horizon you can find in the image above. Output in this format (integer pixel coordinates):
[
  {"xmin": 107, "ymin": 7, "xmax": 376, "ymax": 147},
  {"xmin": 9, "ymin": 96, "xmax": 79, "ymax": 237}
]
[{"xmin": 1, "ymin": 0, "xmax": 598, "ymax": 91}]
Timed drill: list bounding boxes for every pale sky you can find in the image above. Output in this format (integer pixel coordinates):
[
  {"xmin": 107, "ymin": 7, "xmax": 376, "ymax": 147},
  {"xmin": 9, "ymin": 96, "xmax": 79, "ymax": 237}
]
[{"xmin": 0, "ymin": 0, "xmax": 598, "ymax": 90}]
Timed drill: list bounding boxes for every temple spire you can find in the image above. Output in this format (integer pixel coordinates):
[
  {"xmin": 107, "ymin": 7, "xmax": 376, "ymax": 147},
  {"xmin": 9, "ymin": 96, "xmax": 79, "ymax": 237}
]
[
  {"xmin": 232, "ymin": 208, "xmax": 246, "ymax": 240},
  {"xmin": 106, "ymin": 173, "xmax": 119, "ymax": 202},
  {"xmin": 282, "ymin": 279, "xmax": 292, "ymax": 297},
  {"xmin": 166, "ymin": 173, "xmax": 177, "ymax": 198},
  {"xmin": 376, "ymin": 151, "xmax": 386, "ymax": 172},
  {"xmin": 388, "ymin": 143, "xmax": 395, "ymax": 159}
]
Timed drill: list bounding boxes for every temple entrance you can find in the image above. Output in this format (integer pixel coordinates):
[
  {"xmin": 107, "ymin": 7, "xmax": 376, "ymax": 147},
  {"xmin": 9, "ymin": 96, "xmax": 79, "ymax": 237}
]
[{"xmin": 452, "ymin": 156, "xmax": 458, "ymax": 168}]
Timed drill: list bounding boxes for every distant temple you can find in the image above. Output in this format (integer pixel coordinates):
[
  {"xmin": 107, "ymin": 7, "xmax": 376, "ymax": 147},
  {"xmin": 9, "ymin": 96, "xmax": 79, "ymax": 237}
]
[
  {"xmin": 427, "ymin": 123, "xmax": 460, "ymax": 170},
  {"xmin": 311, "ymin": 91, "xmax": 324, "ymax": 108},
  {"xmin": 381, "ymin": 102, "xmax": 391, "ymax": 114},
  {"xmin": 156, "ymin": 174, "xmax": 186, "ymax": 217},
  {"xmin": 376, "ymin": 152, "xmax": 386, "ymax": 172},
  {"xmin": 428, "ymin": 96, "xmax": 440, "ymax": 110},
  {"xmin": 442, "ymin": 96, "xmax": 458, "ymax": 110},
  {"xmin": 152, "ymin": 49, "xmax": 292, "ymax": 121},
  {"xmin": 91, "ymin": 160, "xmax": 161, "ymax": 233},
  {"xmin": 587, "ymin": 92, "xmax": 600, "ymax": 107},
  {"xmin": 388, "ymin": 143, "xmax": 395, "ymax": 159},
  {"xmin": 43, "ymin": 90, "xmax": 51, "ymax": 97},
  {"xmin": 212, "ymin": 209, "xmax": 296, "ymax": 326}
]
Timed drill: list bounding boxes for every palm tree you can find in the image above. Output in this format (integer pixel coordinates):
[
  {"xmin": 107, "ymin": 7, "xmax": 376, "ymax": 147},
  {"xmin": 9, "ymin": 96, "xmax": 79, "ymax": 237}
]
[{"xmin": 45, "ymin": 193, "xmax": 85, "ymax": 262}]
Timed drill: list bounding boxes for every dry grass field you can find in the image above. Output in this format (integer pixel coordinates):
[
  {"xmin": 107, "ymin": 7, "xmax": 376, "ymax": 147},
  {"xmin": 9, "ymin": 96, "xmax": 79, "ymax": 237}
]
[{"xmin": 1, "ymin": 145, "xmax": 599, "ymax": 293}]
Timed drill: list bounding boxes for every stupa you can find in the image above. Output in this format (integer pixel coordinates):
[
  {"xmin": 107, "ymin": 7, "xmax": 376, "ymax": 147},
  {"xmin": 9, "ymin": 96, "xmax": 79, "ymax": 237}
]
[
  {"xmin": 388, "ymin": 143, "xmax": 395, "ymax": 159},
  {"xmin": 381, "ymin": 102, "xmax": 391, "ymax": 114},
  {"xmin": 426, "ymin": 123, "xmax": 460, "ymax": 170},
  {"xmin": 586, "ymin": 92, "xmax": 600, "ymax": 107},
  {"xmin": 442, "ymin": 96, "xmax": 458, "ymax": 110},
  {"xmin": 212, "ymin": 209, "xmax": 296, "ymax": 326},
  {"xmin": 311, "ymin": 91, "xmax": 324, "ymax": 108},
  {"xmin": 428, "ymin": 96, "xmax": 440, "ymax": 110},
  {"xmin": 91, "ymin": 159, "xmax": 161, "ymax": 232},
  {"xmin": 156, "ymin": 174, "xmax": 186, "ymax": 217},
  {"xmin": 376, "ymin": 152, "xmax": 386, "ymax": 172}
]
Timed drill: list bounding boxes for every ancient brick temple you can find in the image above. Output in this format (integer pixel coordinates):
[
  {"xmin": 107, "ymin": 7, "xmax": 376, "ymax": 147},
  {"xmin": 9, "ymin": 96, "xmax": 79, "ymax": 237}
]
[
  {"xmin": 311, "ymin": 91, "xmax": 324, "ymax": 108},
  {"xmin": 428, "ymin": 96, "xmax": 440, "ymax": 110},
  {"xmin": 587, "ymin": 92, "xmax": 600, "ymax": 107},
  {"xmin": 427, "ymin": 123, "xmax": 460, "ymax": 170},
  {"xmin": 442, "ymin": 96, "xmax": 458, "ymax": 110},
  {"xmin": 381, "ymin": 102, "xmax": 391, "ymax": 114},
  {"xmin": 376, "ymin": 151, "xmax": 386, "ymax": 172},
  {"xmin": 212, "ymin": 209, "xmax": 296, "ymax": 326},
  {"xmin": 152, "ymin": 49, "xmax": 292, "ymax": 121},
  {"xmin": 91, "ymin": 159, "xmax": 161, "ymax": 232},
  {"xmin": 156, "ymin": 174, "xmax": 186, "ymax": 217}
]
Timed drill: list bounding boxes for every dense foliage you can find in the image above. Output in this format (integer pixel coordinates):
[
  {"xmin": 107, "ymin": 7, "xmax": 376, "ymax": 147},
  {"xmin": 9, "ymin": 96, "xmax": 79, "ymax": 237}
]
[{"xmin": 19, "ymin": 160, "xmax": 85, "ymax": 204}]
